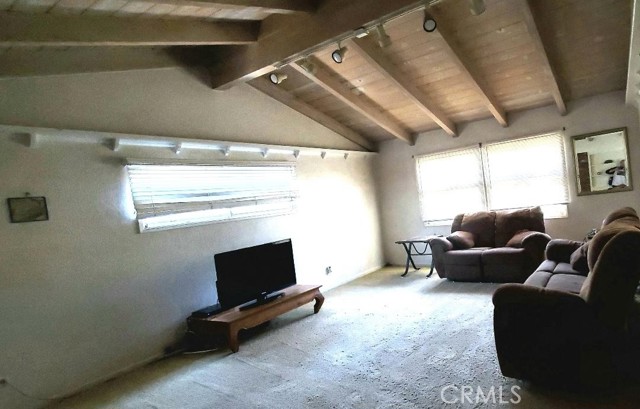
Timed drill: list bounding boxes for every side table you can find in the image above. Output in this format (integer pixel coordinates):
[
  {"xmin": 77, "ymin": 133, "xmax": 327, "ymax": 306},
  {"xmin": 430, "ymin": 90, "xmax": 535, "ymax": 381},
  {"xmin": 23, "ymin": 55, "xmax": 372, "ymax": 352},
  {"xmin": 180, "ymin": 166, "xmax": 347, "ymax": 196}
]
[{"xmin": 395, "ymin": 236, "xmax": 442, "ymax": 277}]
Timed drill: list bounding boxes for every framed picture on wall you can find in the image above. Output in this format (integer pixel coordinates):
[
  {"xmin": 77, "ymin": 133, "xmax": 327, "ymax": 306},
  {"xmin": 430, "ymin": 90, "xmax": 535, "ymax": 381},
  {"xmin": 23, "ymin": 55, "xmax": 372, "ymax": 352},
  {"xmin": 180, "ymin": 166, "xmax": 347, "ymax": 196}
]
[{"xmin": 7, "ymin": 197, "xmax": 49, "ymax": 223}]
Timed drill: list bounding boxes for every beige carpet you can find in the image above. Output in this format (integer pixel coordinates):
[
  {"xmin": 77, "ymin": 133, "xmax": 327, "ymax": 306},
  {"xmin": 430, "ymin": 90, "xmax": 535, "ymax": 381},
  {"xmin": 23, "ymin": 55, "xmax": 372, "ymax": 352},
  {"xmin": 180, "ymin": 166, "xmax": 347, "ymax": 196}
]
[{"xmin": 48, "ymin": 266, "xmax": 639, "ymax": 408}]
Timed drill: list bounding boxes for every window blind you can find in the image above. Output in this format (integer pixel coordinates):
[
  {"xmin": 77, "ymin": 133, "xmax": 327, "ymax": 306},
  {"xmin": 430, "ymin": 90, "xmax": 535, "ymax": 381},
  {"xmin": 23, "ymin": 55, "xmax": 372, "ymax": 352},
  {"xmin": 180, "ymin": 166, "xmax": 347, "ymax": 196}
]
[
  {"xmin": 126, "ymin": 162, "xmax": 297, "ymax": 232},
  {"xmin": 483, "ymin": 132, "xmax": 569, "ymax": 211},
  {"xmin": 415, "ymin": 147, "xmax": 486, "ymax": 223}
]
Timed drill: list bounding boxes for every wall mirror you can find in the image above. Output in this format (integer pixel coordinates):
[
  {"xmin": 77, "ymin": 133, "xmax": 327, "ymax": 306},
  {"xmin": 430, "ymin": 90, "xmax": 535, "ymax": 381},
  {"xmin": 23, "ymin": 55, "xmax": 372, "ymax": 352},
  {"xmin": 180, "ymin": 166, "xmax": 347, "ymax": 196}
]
[{"xmin": 571, "ymin": 127, "xmax": 632, "ymax": 196}]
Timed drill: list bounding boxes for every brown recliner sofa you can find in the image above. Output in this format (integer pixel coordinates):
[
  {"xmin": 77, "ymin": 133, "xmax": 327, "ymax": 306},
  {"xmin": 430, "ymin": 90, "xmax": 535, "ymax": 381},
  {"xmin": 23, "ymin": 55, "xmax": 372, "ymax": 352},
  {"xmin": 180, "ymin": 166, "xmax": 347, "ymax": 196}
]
[
  {"xmin": 430, "ymin": 207, "xmax": 551, "ymax": 283},
  {"xmin": 493, "ymin": 207, "xmax": 640, "ymax": 387}
]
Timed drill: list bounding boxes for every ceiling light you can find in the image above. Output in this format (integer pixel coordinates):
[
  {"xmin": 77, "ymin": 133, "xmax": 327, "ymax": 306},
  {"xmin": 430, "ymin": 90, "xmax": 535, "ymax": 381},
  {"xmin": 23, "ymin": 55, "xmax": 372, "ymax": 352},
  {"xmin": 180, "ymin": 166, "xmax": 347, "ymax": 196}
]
[
  {"xmin": 423, "ymin": 12, "xmax": 437, "ymax": 33},
  {"xmin": 331, "ymin": 45, "xmax": 347, "ymax": 64},
  {"xmin": 469, "ymin": 0, "xmax": 486, "ymax": 15},
  {"xmin": 269, "ymin": 72, "xmax": 287, "ymax": 84},
  {"xmin": 375, "ymin": 24, "xmax": 391, "ymax": 48}
]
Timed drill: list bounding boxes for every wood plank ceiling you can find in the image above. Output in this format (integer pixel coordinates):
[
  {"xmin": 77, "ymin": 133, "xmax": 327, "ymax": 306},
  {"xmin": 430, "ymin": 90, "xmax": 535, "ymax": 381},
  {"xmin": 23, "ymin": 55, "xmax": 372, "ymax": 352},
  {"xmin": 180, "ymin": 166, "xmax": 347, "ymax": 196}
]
[{"xmin": 0, "ymin": 0, "xmax": 633, "ymax": 150}]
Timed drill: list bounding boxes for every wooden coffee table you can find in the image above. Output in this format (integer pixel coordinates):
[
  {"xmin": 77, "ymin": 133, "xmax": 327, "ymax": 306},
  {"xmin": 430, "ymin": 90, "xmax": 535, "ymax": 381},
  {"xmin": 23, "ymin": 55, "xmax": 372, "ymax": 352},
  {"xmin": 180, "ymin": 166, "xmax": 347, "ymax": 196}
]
[{"xmin": 187, "ymin": 284, "xmax": 324, "ymax": 353}]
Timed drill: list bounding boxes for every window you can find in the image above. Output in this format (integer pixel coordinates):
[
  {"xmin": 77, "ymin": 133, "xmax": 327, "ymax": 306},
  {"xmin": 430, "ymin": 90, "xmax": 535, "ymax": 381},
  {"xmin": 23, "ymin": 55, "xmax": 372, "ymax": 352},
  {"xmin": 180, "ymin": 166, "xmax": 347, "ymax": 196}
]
[
  {"xmin": 126, "ymin": 161, "xmax": 297, "ymax": 232},
  {"xmin": 415, "ymin": 147, "xmax": 486, "ymax": 224},
  {"xmin": 415, "ymin": 132, "xmax": 569, "ymax": 224}
]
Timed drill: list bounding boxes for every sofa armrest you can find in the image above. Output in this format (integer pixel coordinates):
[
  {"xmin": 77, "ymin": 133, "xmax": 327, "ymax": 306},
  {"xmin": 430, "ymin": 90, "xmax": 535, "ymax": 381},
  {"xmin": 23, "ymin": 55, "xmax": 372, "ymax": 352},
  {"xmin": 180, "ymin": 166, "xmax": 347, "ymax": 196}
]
[
  {"xmin": 429, "ymin": 237, "xmax": 453, "ymax": 279},
  {"xmin": 492, "ymin": 284, "xmax": 601, "ymax": 385},
  {"xmin": 429, "ymin": 236, "xmax": 453, "ymax": 252},
  {"xmin": 544, "ymin": 239, "xmax": 583, "ymax": 263}
]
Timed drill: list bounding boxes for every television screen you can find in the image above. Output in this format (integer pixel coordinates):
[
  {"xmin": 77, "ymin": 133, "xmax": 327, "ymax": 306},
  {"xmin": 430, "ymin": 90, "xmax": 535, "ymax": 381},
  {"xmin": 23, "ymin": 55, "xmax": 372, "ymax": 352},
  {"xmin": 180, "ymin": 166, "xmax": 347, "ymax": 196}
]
[{"xmin": 215, "ymin": 239, "xmax": 297, "ymax": 309}]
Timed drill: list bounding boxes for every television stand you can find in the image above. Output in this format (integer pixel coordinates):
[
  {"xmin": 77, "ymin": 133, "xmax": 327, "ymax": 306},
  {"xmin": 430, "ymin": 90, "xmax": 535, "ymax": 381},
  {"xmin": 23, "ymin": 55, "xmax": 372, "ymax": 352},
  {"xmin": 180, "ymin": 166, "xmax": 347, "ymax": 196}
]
[
  {"xmin": 187, "ymin": 284, "xmax": 324, "ymax": 353},
  {"xmin": 239, "ymin": 291, "xmax": 284, "ymax": 311}
]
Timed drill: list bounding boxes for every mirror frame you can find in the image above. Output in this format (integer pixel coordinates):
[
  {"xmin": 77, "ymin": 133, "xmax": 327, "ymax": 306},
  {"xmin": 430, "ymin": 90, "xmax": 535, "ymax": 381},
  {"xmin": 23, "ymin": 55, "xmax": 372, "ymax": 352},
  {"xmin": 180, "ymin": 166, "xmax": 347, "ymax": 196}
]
[{"xmin": 571, "ymin": 127, "xmax": 632, "ymax": 196}]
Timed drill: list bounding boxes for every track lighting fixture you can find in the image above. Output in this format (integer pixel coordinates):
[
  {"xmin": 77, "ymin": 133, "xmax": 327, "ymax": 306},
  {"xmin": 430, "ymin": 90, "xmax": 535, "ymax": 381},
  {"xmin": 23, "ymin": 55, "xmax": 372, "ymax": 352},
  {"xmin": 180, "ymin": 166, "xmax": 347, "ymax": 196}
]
[
  {"xmin": 331, "ymin": 45, "xmax": 347, "ymax": 64},
  {"xmin": 298, "ymin": 58, "xmax": 317, "ymax": 75},
  {"xmin": 423, "ymin": 11, "xmax": 437, "ymax": 33},
  {"xmin": 469, "ymin": 0, "xmax": 486, "ymax": 16},
  {"xmin": 375, "ymin": 24, "xmax": 391, "ymax": 48},
  {"xmin": 269, "ymin": 72, "xmax": 287, "ymax": 84}
]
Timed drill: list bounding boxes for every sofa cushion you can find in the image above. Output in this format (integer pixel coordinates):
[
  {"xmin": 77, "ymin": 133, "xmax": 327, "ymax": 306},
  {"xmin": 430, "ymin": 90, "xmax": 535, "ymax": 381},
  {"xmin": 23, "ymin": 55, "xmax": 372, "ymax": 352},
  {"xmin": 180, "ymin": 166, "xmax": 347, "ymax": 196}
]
[
  {"xmin": 569, "ymin": 243, "xmax": 589, "ymax": 274},
  {"xmin": 588, "ymin": 218, "xmax": 640, "ymax": 271},
  {"xmin": 580, "ymin": 216, "xmax": 640, "ymax": 329},
  {"xmin": 443, "ymin": 248, "xmax": 486, "ymax": 265},
  {"xmin": 506, "ymin": 230, "xmax": 533, "ymax": 248},
  {"xmin": 495, "ymin": 206, "xmax": 545, "ymax": 247},
  {"xmin": 481, "ymin": 247, "xmax": 527, "ymax": 265},
  {"xmin": 525, "ymin": 270, "xmax": 553, "ymax": 287},
  {"xmin": 546, "ymin": 274, "xmax": 586, "ymax": 294},
  {"xmin": 602, "ymin": 206, "xmax": 638, "ymax": 226},
  {"xmin": 442, "ymin": 249, "xmax": 485, "ymax": 282},
  {"xmin": 553, "ymin": 262, "xmax": 584, "ymax": 276},
  {"xmin": 447, "ymin": 231, "xmax": 475, "ymax": 249},
  {"xmin": 458, "ymin": 211, "xmax": 496, "ymax": 247}
]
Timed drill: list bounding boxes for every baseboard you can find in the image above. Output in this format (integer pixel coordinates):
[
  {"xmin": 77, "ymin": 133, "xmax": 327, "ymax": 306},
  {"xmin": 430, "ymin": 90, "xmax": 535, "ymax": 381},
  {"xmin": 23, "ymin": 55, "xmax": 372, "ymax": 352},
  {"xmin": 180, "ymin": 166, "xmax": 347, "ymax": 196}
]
[{"xmin": 50, "ymin": 352, "xmax": 165, "ymax": 403}]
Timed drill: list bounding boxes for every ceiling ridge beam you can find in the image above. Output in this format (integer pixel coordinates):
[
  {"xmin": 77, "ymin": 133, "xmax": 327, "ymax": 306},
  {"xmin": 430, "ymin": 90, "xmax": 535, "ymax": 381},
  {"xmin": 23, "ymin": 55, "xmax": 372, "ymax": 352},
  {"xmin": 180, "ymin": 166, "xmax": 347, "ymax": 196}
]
[
  {"xmin": 520, "ymin": 0, "xmax": 567, "ymax": 115},
  {"xmin": 290, "ymin": 58, "xmax": 414, "ymax": 144},
  {"xmin": 350, "ymin": 37, "xmax": 458, "ymax": 137},
  {"xmin": 249, "ymin": 77, "xmax": 376, "ymax": 151},
  {"xmin": 209, "ymin": 0, "xmax": 427, "ymax": 89},
  {"xmin": 0, "ymin": 12, "xmax": 259, "ymax": 47},
  {"xmin": 426, "ymin": 12, "xmax": 507, "ymax": 127}
]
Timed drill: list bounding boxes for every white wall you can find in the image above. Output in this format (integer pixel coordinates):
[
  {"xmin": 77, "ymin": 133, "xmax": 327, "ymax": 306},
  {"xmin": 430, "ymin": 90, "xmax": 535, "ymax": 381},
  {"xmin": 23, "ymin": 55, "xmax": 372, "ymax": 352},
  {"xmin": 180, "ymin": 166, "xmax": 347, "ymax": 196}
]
[
  {"xmin": 0, "ymin": 69, "xmax": 384, "ymax": 409},
  {"xmin": 376, "ymin": 91, "xmax": 640, "ymax": 266},
  {"xmin": 0, "ymin": 67, "xmax": 361, "ymax": 151}
]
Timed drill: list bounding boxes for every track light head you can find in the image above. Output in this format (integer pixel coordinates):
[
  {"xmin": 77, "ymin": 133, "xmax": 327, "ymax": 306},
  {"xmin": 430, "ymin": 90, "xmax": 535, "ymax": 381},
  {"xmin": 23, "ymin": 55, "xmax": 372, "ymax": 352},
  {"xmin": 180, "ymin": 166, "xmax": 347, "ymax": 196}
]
[
  {"xmin": 331, "ymin": 46, "xmax": 347, "ymax": 64},
  {"xmin": 269, "ymin": 72, "xmax": 287, "ymax": 84},
  {"xmin": 423, "ymin": 12, "xmax": 437, "ymax": 33},
  {"xmin": 469, "ymin": 0, "xmax": 486, "ymax": 15}
]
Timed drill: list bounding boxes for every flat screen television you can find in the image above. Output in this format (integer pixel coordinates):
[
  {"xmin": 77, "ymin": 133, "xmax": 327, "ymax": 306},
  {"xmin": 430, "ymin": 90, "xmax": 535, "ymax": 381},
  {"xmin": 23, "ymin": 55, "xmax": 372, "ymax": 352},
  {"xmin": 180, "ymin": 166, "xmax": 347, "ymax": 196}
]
[{"xmin": 215, "ymin": 239, "xmax": 297, "ymax": 310}]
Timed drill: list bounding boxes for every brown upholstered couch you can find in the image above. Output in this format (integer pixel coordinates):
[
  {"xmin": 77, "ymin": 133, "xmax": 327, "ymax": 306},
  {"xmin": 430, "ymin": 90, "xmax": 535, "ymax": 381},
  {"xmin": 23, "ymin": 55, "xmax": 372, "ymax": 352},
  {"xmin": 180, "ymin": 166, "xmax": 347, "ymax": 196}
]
[
  {"xmin": 430, "ymin": 207, "xmax": 551, "ymax": 283},
  {"xmin": 493, "ymin": 207, "xmax": 640, "ymax": 387}
]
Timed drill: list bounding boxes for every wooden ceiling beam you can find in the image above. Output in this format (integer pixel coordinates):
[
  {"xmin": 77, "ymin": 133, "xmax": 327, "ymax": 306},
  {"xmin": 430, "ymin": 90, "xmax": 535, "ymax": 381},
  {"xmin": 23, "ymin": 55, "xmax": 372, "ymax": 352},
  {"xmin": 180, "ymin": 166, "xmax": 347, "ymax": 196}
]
[
  {"xmin": 189, "ymin": 0, "xmax": 317, "ymax": 14},
  {"xmin": 250, "ymin": 77, "xmax": 376, "ymax": 151},
  {"xmin": 290, "ymin": 58, "xmax": 414, "ymax": 144},
  {"xmin": 520, "ymin": 0, "xmax": 567, "ymax": 115},
  {"xmin": 209, "ymin": 0, "xmax": 426, "ymax": 89},
  {"xmin": 426, "ymin": 11, "xmax": 507, "ymax": 127},
  {"xmin": 0, "ymin": 48, "xmax": 182, "ymax": 78},
  {"xmin": 0, "ymin": 12, "xmax": 259, "ymax": 47},
  {"xmin": 349, "ymin": 37, "xmax": 457, "ymax": 137}
]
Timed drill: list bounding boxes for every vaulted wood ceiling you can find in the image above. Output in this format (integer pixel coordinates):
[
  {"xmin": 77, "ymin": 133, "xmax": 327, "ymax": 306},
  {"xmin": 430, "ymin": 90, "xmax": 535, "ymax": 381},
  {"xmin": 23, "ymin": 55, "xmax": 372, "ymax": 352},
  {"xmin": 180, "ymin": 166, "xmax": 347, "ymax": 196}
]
[{"xmin": 0, "ymin": 0, "xmax": 633, "ymax": 151}]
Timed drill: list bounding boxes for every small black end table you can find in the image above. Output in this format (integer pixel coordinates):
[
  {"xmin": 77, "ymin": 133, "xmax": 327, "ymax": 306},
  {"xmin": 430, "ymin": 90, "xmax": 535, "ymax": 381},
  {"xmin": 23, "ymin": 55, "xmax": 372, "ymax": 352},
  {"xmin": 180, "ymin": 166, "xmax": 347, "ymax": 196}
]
[{"xmin": 395, "ymin": 236, "xmax": 441, "ymax": 277}]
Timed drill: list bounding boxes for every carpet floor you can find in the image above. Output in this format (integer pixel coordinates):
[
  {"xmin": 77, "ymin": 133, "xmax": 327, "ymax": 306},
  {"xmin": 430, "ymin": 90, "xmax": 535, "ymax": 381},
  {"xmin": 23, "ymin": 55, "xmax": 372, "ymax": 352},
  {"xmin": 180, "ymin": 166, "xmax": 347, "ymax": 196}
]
[{"xmin": 48, "ymin": 266, "xmax": 640, "ymax": 408}]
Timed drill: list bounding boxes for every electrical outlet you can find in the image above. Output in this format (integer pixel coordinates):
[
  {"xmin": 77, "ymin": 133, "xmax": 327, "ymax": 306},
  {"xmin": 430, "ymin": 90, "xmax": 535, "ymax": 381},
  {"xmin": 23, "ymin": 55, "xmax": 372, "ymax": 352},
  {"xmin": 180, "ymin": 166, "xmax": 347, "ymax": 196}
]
[{"xmin": 325, "ymin": 266, "xmax": 332, "ymax": 275}]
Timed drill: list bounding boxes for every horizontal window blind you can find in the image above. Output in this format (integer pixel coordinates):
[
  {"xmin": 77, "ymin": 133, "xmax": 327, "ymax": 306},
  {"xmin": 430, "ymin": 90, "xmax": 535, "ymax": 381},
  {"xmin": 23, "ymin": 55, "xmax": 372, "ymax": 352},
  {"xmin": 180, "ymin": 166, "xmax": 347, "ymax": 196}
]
[
  {"xmin": 414, "ymin": 131, "xmax": 569, "ymax": 225},
  {"xmin": 126, "ymin": 162, "xmax": 297, "ymax": 232},
  {"xmin": 483, "ymin": 133, "xmax": 569, "ymax": 211},
  {"xmin": 415, "ymin": 147, "xmax": 486, "ymax": 223}
]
